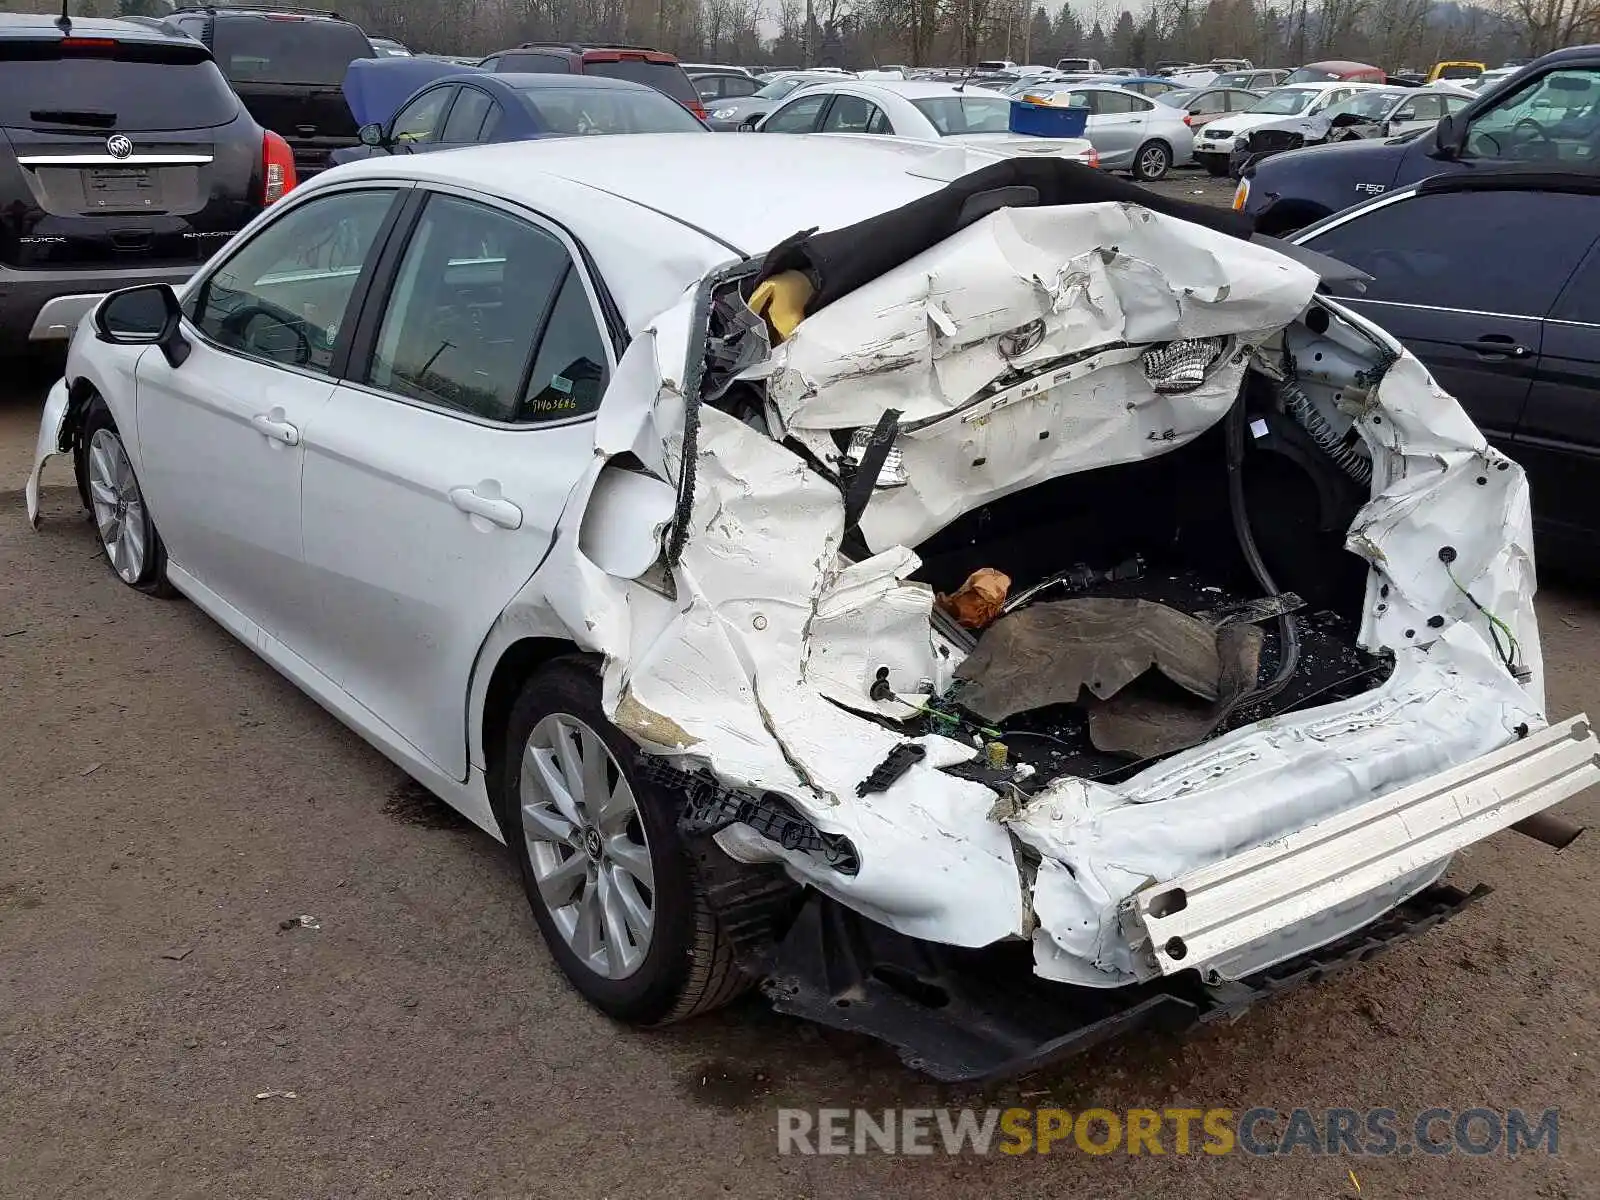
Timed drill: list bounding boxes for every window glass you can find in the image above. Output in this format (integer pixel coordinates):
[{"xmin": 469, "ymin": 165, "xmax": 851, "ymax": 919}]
[
  {"xmin": 694, "ymin": 76, "xmax": 724, "ymax": 100},
  {"xmin": 763, "ymin": 93, "xmax": 828, "ymax": 132},
  {"xmin": 1248, "ymin": 88, "xmax": 1318, "ymax": 115},
  {"xmin": 493, "ymin": 52, "xmax": 571, "ymax": 73},
  {"xmin": 1224, "ymin": 89, "xmax": 1255, "ymax": 110},
  {"xmin": 366, "ymin": 195, "xmax": 580, "ymax": 423},
  {"xmin": 1190, "ymin": 91, "xmax": 1226, "ymax": 114},
  {"xmin": 1305, "ymin": 191, "xmax": 1599, "ymax": 316},
  {"xmin": 1464, "ymin": 67, "xmax": 1600, "ymax": 165},
  {"xmin": 479, "ymin": 104, "xmax": 503, "ymax": 140},
  {"xmin": 441, "ymin": 87, "xmax": 493, "ymax": 140},
  {"xmin": 392, "ymin": 87, "xmax": 451, "ymax": 143},
  {"xmin": 821, "ymin": 95, "xmax": 885, "ymax": 133},
  {"xmin": 207, "ymin": 16, "xmax": 373, "ymax": 86},
  {"xmin": 518, "ymin": 85, "xmax": 703, "ymax": 134},
  {"xmin": 722, "ymin": 74, "xmax": 759, "ymax": 97},
  {"xmin": 1095, "ymin": 90, "xmax": 1146, "ymax": 114},
  {"xmin": 190, "ymin": 189, "xmax": 395, "ymax": 373},
  {"xmin": 0, "ymin": 51, "xmax": 238, "ymax": 131},
  {"xmin": 584, "ymin": 60, "xmax": 699, "ymax": 107},
  {"xmin": 522, "ymin": 270, "xmax": 610, "ymax": 421},
  {"xmin": 1444, "ymin": 95, "xmax": 1471, "ymax": 116}
]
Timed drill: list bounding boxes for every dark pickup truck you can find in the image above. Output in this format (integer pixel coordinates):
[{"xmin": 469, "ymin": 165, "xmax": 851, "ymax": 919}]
[
  {"xmin": 1239, "ymin": 44, "xmax": 1600, "ymax": 234},
  {"xmin": 156, "ymin": 5, "xmax": 375, "ymax": 177}
]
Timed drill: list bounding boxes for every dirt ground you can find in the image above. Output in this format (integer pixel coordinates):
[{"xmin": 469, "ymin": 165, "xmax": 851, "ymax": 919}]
[{"xmin": 3, "ymin": 202, "xmax": 1599, "ymax": 1197}]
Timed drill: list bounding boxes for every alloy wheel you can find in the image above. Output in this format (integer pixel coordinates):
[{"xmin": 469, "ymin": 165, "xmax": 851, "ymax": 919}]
[
  {"xmin": 519, "ymin": 713, "xmax": 656, "ymax": 979},
  {"xmin": 87, "ymin": 428, "xmax": 148, "ymax": 584}
]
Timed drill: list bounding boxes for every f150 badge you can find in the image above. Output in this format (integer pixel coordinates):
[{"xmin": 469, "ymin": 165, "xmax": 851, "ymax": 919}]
[{"xmin": 1355, "ymin": 182, "xmax": 1387, "ymax": 194}]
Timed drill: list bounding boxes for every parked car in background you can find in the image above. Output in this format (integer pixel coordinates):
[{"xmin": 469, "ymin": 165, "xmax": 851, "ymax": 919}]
[
  {"xmin": 703, "ymin": 70, "xmax": 850, "ymax": 130},
  {"xmin": 686, "ymin": 67, "xmax": 761, "ymax": 104},
  {"xmin": 1054, "ymin": 56, "xmax": 1102, "ymax": 72},
  {"xmin": 1012, "ymin": 82, "xmax": 1195, "ymax": 178},
  {"xmin": 1284, "ymin": 60, "xmax": 1385, "ymax": 85},
  {"xmin": 1157, "ymin": 85, "xmax": 1263, "ymax": 129},
  {"xmin": 1294, "ymin": 172, "xmax": 1600, "ymax": 559},
  {"xmin": 152, "ymin": 4, "xmax": 375, "ymax": 177},
  {"xmin": 1227, "ymin": 85, "xmax": 1472, "ymax": 177},
  {"xmin": 1192, "ymin": 81, "xmax": 1384, "ymax": 174},
  {"xmin": 1093, "ymin": 74, "xmax": 1186, "ymax": 98},
  {"xmin": 1428, "ymin": 60, "xmax": 1485, "ymax": 83},
  {"xmin": 332, "ymin": 66, "xmax": 706, "ymax": 166},
  {"xmin": 0, "ymin": 13, "xmax": 293, "ymax": 353},
  {"xmin": 1237, "ymin": 45, "xmax": 1600, "ymax": 234},
  {"xmin": 750, "ymin": 80, "xmax": 1097, "ymax": 167},
  {"xmin": 1470, "ymin": 66, "xmax": 1518, "ymax": 91},
  {"xmin": 1212, "ymin": 67, "xmax": 1289, "ymax": 90},
  {"xmin": 479, "ymin": 42, "xmax": 707, "ymax": 120},
  {"xmin": 680, "ymin": 61, "xmax": 752, "ymax": 76},
  {"xmin": 370, "ymin": 36, "xmax": 411, "ymax": 57}
]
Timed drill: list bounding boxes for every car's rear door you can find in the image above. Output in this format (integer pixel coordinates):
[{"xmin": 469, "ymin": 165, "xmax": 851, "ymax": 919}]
[
  {"xmin": 297, "ymin": 186, "xmax": 616, "ymax": 780},
  {"xmin": 1301, "ymin": 188, "xmax": 1596, "ymax": 444},
  {"xmin": 1513, "ymin": 237, "xmax": 1600, "ymax": 554},
  {"xmin": 135, "ymin": 184, "xmax": 405, "ymax": 648}
]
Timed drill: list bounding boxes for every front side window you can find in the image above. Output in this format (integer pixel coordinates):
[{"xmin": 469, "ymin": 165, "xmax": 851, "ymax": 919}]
[
  {"xmin": 365, "ymin": 194, "xmax": 608, "ymax": 424},
  {"xmin": 392, "ymin": 87, "xmax": 452, "ymax": 144},
  {"xmin": 1190, "ymin": 91, "xmax": 1226, "ymax": 115},
  {"xmin": 1464, "ymin": 66, "xmax": 1600, "ymax": 165},
  {"xmin": 763, "ymin": 93, "xmax": 829, "ymax": 132},
  {"xmin": 189, "ymin": 189, "xmax": 396, "ymax": 373},
  {"xmin": 1305, "ymin": 190, "xmax": 1599, "ymax": 317}
]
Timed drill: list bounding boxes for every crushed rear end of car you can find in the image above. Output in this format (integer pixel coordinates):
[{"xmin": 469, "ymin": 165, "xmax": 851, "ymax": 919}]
[{"xmin": 511, "ymin": 161, "xmax": 1596, "ymax": 1078}]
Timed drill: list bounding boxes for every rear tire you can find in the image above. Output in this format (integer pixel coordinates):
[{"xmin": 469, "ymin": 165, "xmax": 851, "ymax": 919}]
[
  {"xmin": 501, "ymin": 658, "xmax": 745, "ymax": 1024},
  {"xmin": 79, "ymin": 397, "xmax": 177, "ymax": 597},
  {"xmin": 1132, "ymin": 140, "xmax": 1172, "ymax": 181}
]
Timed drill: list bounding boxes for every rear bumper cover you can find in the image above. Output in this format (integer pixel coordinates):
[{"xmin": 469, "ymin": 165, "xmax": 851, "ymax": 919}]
[{"xmin": 0, "ymin": 263, "xmax": 196, "ymax": 345}]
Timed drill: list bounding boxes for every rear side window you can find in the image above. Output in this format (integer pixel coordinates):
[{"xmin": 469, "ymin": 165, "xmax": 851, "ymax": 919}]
[
  {"xmin": 0, "ymin": 43, "xmax": 240, "ymax": 131},
  {"xmin": 517, "ymin": 85, "xmax": 703, "ymax": 135},
  {"xmin": 584, "ymin": 59, "xmax": 698, "ymax": 106},
  {"xmin": 1305, "ymin": 191, "xmax": 1598, "ymax": 316},
  {"xmin": 441, "ymin": 88, "xmax": 494, "ymax": 141},
  {"xmin": 209, "ymin": 16, "xmax": 374, "ymax": 86}
]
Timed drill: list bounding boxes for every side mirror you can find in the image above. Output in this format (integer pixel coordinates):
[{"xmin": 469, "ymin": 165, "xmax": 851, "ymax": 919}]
[
  {"xmin": 358, "ymin": 122, "xmax": 387, "ymax": 148},
  {"xmin": 94, "ymin": 283, "xmax": 190, "ymax": 367},
  {"xmin": 1432, "ymin": 111, "xmax": 1463, "ymax": 158}
]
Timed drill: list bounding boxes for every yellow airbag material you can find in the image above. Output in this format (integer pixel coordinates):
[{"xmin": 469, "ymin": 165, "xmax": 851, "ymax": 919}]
[{"xmin": 749, "ymin": 270, "xmax": 813, "ymax": 342}]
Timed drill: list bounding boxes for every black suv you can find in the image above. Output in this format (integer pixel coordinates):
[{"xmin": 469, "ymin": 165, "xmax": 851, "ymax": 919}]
[
  {"xmin": 0, "ymin": 14, "xmax": 290, "ymax": 354},
  {"xmin": 478, "ymin": 43, "xmax": 708, "ymax": 120},
  {"xmin": 154, "ymin": 4, "xmax": 375, "ymax": 177}
]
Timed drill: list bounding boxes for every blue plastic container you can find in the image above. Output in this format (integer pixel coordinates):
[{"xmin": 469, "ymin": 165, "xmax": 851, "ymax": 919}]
[{"xmin": 1008, "ymin": 99, "xmax": 1089, "ymax": 139}]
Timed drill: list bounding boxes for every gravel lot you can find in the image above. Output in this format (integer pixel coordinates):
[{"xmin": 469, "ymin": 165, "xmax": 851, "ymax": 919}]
[{"xmin": 4, "ymin": 186, "xmax": 1600, "ymax": 1197}]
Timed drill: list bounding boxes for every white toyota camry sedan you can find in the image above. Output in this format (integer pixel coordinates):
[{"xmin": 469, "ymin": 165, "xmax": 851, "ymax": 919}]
[{"xmin": 27, "ymin": 133, "xmax": 1597, "ymax": 1079}]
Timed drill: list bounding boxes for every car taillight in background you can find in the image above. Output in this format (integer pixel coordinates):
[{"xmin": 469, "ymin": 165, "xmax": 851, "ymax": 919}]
[
  {"xmin": 689, "ymin": 99, "xmax": 709, "ymax": 120},
  {"xmin": 262, "ymin": 130, "xmax": 297, "ymax": 205},
  {"xmin": 1182, "ymin": 112, "xmax": 1193, "ymax": 125},
  {"xmin": 1086, "ymin": 147, "xmax": 1100, "ymax": 168}
]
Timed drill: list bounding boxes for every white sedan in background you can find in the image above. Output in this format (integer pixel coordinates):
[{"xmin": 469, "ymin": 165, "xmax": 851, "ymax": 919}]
[
  {"xmin": 749, "ymin": 79, "xmax": 1099, "ymax": 169},
  {"xmin": 1000, "ymin": 81, "xmax": 1197, "ymax": 178},
  {"xmin": 25, "ymin": 133, "xmax": 1593, "ymax": 1081}
]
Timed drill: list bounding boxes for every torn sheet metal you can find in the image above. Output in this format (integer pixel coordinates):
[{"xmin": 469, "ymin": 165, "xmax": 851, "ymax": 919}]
[
  {"xmin": 762, "ymin": 202, "xmax": 1318, "ymax": 552},
  {"xmin": 478, "ymin": 201, "xmax": 1558, "ymax": 989}
]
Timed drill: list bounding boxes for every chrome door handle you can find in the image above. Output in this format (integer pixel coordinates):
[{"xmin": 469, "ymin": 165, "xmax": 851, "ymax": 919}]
[
  {"xmin": 250, "ymin": 410, "xmax": 300, "ymax": 445},
  {"xmin": 449, "ymin": 484, "xmax": 522, "ymax": 530}
]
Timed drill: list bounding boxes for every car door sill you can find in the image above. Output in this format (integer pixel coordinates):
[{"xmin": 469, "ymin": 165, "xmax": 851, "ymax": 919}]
[{"xmin": 164, "ymin": 560, "xmax": 503, "ymax": 840}]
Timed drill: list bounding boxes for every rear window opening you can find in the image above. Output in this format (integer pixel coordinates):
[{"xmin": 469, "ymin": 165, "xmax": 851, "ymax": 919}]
[
  {"xmin": 0, "ymin": 51, "xmax": 240, "ymax": 131},
  {"xmin": 199, "ymin": 17, "xmax": 374, "ymax": 86},
  {"xmin": 583, "ymin": 59, "xmax": 699, "ymax": 107}
]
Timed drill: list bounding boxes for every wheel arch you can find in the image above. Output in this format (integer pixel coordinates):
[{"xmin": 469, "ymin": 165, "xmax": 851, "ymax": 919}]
[
  {"xmin": 475, "ymin": 633, "xmax": 592, "ymax": 831},
  {"xmin": 1254, "ymin": 197, "xmax": 1332, "ymax": 237}
]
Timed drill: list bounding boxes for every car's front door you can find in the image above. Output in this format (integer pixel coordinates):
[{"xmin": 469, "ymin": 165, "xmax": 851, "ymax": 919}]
[
  {"xmin": 1514, "ymin": 241, "xmax": 1600, "ymax": 555},
  {"xmin": 1305, "ymin": 188, "xmax": 1598, "ymax": 446},
  {"xmin": 1084, "ymin": 90, "xmax": 1144, "ymax": 166},
  {"xmin": 388, "ymin": 84, "xmax": 456, "ymax": 153},
  {"xmin": 1387, "ymin": 92, "xmax": 1442, "ymax": 136},
  {"xmin": 297, "ymin": 187, "xmax": 615, "ymax": 779},
  {"xmin": 135, "ymin": 185, "xmax": 403, "ymax": 646}
]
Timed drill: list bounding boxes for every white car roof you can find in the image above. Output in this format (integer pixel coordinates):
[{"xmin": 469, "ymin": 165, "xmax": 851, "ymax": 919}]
[{"xmin": 316, "ymin": 134, "xmax": 997, "ymax": 320}]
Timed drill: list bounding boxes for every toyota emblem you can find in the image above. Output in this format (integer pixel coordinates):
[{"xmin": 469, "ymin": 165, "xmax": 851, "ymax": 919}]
[{"xmin": 106, "ymin": 135, "xmax": 133, "ymax": 160}]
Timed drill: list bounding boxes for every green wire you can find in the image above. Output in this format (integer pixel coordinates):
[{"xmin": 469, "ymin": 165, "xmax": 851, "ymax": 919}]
[{"xmin": 1445, "ymin": 560, "xmax": 1521, "ymax": 672}]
